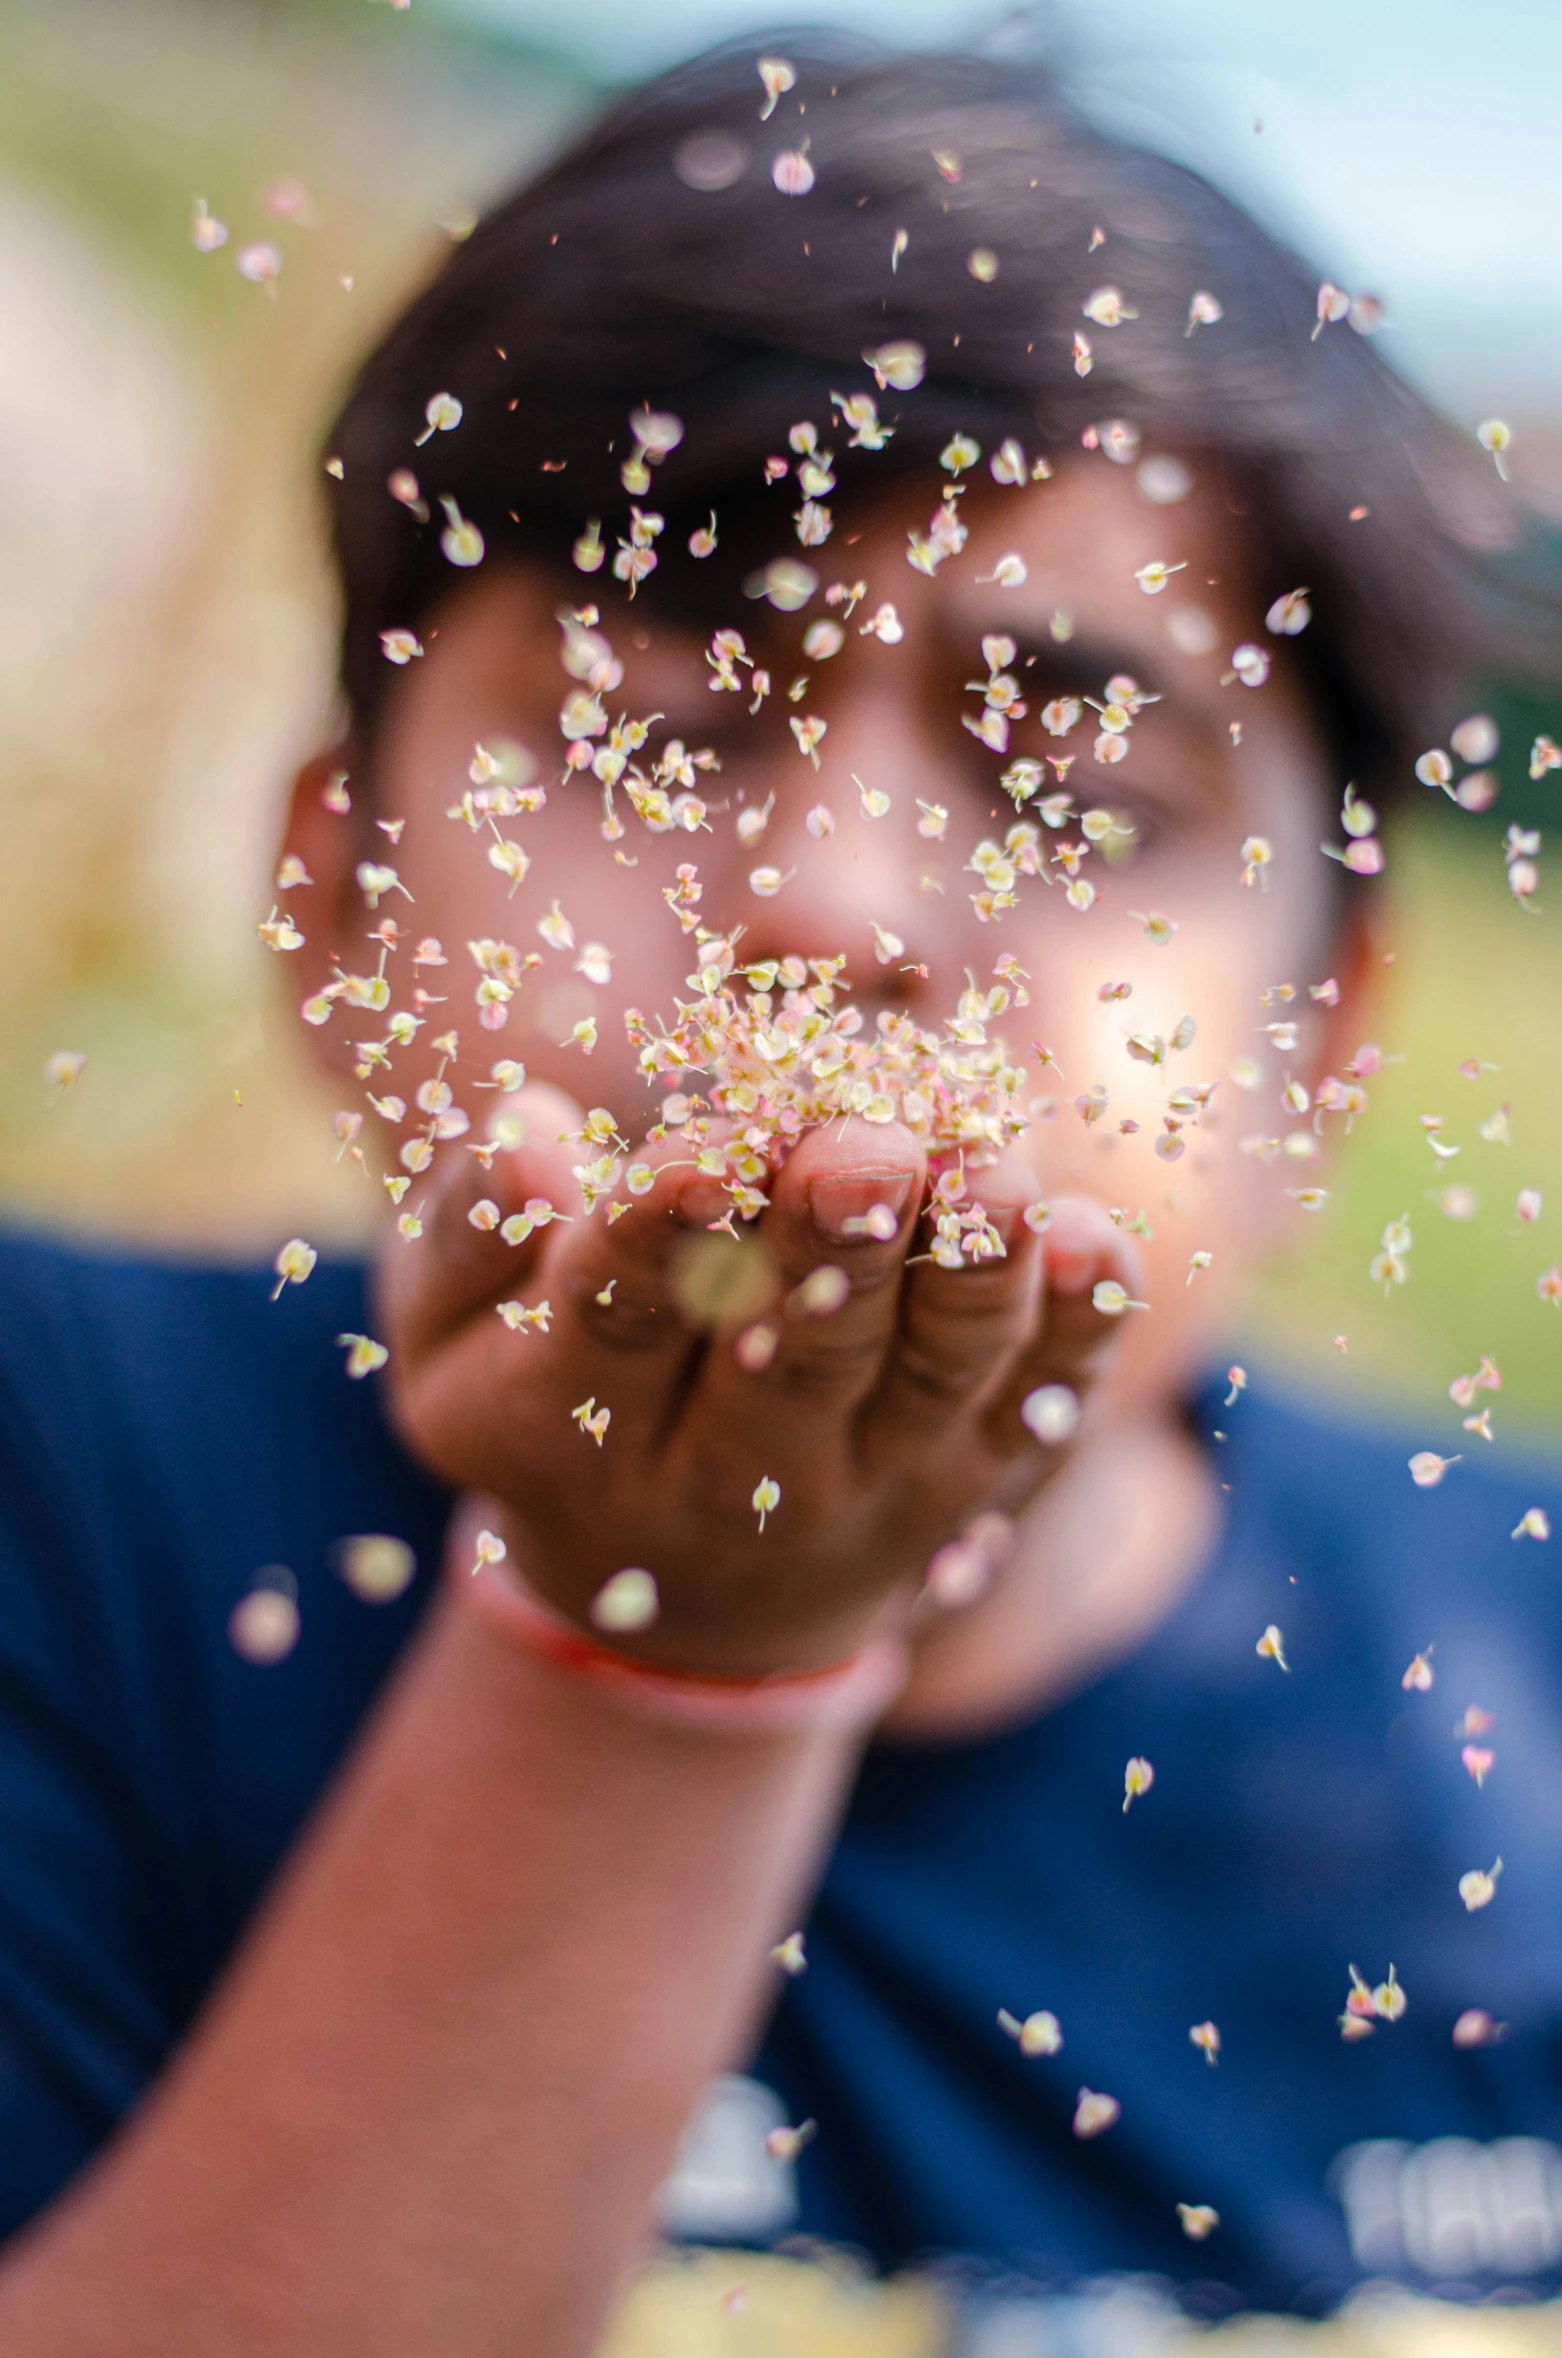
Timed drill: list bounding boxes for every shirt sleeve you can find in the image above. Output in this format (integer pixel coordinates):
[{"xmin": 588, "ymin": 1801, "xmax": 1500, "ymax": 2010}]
[{"xmin": 0, "ymin": 1388, "xmax": 192, "ymax": 2241}]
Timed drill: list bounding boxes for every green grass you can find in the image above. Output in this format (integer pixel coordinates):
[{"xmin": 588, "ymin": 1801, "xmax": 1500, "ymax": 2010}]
[{"xmin": 1243, "ymin": 802, "xmax": 1562, "ymax": 1436}]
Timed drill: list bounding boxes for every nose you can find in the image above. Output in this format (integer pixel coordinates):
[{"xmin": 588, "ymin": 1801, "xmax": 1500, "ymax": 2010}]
[{"xmin": 733, "ymin": 673, "xmax": 967, "ymax": 1017}]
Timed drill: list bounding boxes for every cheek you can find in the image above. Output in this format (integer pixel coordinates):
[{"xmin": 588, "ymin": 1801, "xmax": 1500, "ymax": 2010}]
[{"xmin": 1000, "ymin": 887, "xmax": 1327, "ymax": 1375}]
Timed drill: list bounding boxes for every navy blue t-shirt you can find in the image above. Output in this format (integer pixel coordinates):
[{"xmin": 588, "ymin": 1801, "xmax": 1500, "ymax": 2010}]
[{"xmin": 0, "ymin": 1226, "xmax": 1557, "ymax": 2311}]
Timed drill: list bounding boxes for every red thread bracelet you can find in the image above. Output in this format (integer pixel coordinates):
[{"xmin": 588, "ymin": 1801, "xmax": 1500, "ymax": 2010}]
[{"xmin": 467, "ymin": 1560, "xmax": 909, "ymax": 1733}]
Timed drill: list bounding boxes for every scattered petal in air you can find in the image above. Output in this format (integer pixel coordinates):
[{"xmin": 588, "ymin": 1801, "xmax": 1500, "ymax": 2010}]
[
  {"xmin": 414, "ymin": 391, "xmax": 462, "ymax": 446},
  {"xmin": 1402, "ymin": 1650, "xmax": 1435, "ymax": 1692},
  {"xmin": 757, "ymin": 55, "xmax": 796, "ymax": 119},
  {"xmin": 1459, "ymin": 1859, "xmax": 1502, "ymax": 1912},
  {"xmin": 747, "ymin": 557, "xmax": 818, "ymax": 611},
  {"xmin": 752, "ymin": 1476, "xmax": 781, "ymax": 1530},
  {"xmin": 863, "ymin": 339, "xmax": 926, "ymax": 391},
  {"xmin": 1453, "ymin": 2009, "xmax": 1505, "ymax": 2048},
  {"xmin": 1123, "ymin": 1757, "xmax": 1155, "ymax": 1812},
  {"xmin": 1512, "ymin": 1507, "xmax": 1551, "ymax": 1541},
  {"xmin": 190, "ymin": 198, "xmax": 228, "ymax": 252},
  {"xmin": 1372, "ymin": 1968, "xmax": 1407, "ymax": 2021},
  {"xmin": 1022, "ymin": 1383, "xmax": 1080, "ymax": 1445},
  {"xmin": 228, "ymin": 1584, "xmax": 300, "ymax": 1665},
  {"xmin": 257, "ymin": 907, "xmax": 304, "ymax": 952},
  {"xmin": 380, "ymin": 627, "xmax": 424, "ymax": 665},
  {"xmin": 1452, "ymin": 714, "xmax": 1500, "ymax": 763},
  {"xmin": 1185, "ymin": 290, "xmax": 1222, "ymax": 334},
  {"xmin": 1256, "ymin": 1624, "xmax": 1289, "ymax": 1671},
  {"xmin": 999, "ymin": 2007, "xmax": 1062, "ymax": 2057},
  {"xmin": 270, "ymin": 1238, "xmax": 318, "ymax": 1300},
  {"xmin": 1178, "ymin": 2204, "xmax": 1221, "ymax": 2239},
  {"xmin": 1312, "ymin": 281, "xmax": 1351, "ymax": 337},
  {"xmin": 439, "ymin": 497, "xmax": 484, "ymax": 568},
  {"xmin": 571, "ymin": 1397, "xmax": 611, "ymax": 1446},
  {"xmin": 772, "ymin": 1931, "xmax": 807, "ymax": 1975},
  {"xmin": 967, "ymin": 247, "xmax": 999, "ymax": 282},
  {"xmin": 590, "ymin": 1568, "xmax": 659, "ymax": 1632},
  {"xmin": 537, "ymin": 901, "xmax": 575, "ymax": 952},
  {"xmin": 235, "ymin": 240, "xmax": 282, "ymax": 287},
  {"xmin": 1266, "ymin": 588, "xmax": 1311, "ymax": 635},
  {"xmin": 765, "ymin": 2120, "xmax": 816, "ymax": 2163},
  {"xmin": 1476, "ymin": 419, "xmax": 1512, "ymax": 480},
  {"xmin": 1189, "ymin": 2020, "xmax": 1221, "ymax": 2065},
  {"xmin": 1092, "ymin": 1279, "xmax": 1148, "ymax": 1316},
  {"xmin": 1409, "ymin": 1451, "xmax": 1458, "ymax": 1488},
  {"xmin": 1142, "ymin": 457, "xmax": 1195, "ymax": 507},
  {"xmin": 796, "ymin": 1265, "xmax": 851, "ymax": 1315},
  {"xmin": 336, "ymin": 1332, "xmax": 389, "ymax": 1380},
  {"xmin": 44, "ymin": 1050, "xmax": 86, "ymax": 1094},
  {"xmin": 1083, "ymin": 286, "xmax": 1136, "ymax": 326},
  {"xmin": 1135, "ymin": 559, "xmax": 1186, "ymax": 595},
  {"xmin": 1073, "ymin": 2089, "xmax": 1120, "ymax": 2139},
  {"xmin": 338, "ymin": 1534, "xmax": 416, "ymax": 1604}
]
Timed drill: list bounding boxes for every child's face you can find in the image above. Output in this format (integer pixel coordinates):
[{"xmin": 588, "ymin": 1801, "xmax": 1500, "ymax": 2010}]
[{"xmin": 294, "ymin": 454, "xmax": 1362, "ymax": 1405}]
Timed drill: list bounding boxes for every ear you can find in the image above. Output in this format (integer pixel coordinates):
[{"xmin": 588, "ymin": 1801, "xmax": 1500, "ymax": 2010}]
[{"xmin": 281, "ymin": 747, "xmax": 364, "ymax": 1013}]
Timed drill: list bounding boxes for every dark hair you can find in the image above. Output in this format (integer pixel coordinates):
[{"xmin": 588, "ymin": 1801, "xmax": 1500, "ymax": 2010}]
[{"xmin": 326, "ymin": 32, "xmax": 1534, "ymax": 787}]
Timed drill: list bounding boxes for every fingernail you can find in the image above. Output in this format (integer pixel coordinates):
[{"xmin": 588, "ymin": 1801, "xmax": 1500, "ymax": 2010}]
[
  {"xmin": 677, "ymin": 1182, "xmax": 729, "ymax": 1227},
  {"xmin": 808, "ymin": 1171, "xmax": 914, "ymax": 1242}
]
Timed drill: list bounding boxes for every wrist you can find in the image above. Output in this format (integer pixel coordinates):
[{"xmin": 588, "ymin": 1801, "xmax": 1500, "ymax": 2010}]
[
  {"xmin": 451, "ymin": 1497, "xmax": 905, "ymax": 1681},
  {"xmin": 448, "ymin": 1502, "xmax": 910, "ymax": 1731}
]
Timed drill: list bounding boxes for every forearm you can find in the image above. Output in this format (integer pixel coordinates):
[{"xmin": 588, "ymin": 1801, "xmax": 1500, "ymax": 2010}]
[{"xmin": 0, "ymin": 1584, "xmax": 859, "ymax": 2357}]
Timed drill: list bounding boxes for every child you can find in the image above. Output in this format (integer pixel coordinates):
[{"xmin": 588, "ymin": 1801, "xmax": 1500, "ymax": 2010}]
[{"xmin": 0, "ymin": 35, "xmax": 1553, "ymax": 2354}]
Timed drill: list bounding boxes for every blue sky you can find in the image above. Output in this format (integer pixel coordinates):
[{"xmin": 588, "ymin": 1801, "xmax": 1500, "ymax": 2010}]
[{"xmin": 429, "ymin": 0, "xmax": 1562, "ymax": 421}]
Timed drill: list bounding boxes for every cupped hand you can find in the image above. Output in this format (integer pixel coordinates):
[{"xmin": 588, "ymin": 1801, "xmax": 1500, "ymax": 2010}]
[{"xmin": 377, "ymin": 1085, "xmax": 1138, "ymax": 1675}]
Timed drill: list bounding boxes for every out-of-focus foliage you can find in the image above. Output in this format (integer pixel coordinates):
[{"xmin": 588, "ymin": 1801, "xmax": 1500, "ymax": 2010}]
[{"xmin": 0, "ymin": 0, "xmax": 589, "ymax": 1247}]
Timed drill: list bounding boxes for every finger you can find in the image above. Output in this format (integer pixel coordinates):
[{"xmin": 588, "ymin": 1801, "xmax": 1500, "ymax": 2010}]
[
  {"xmin": 377, "ymin": 1081, "xmax": 586, "ymax": 1359},
  {"xmin": 511, "ymin": 1123, "xmax": 767, "ymax": 1425},
  {"xmin": 683, "ymin": 1117, "xmax": 926, "ymax": 1444},
  {"xmin": 981, "ymin": 1196, "xmax": 1142, "ymax": 1454},
  {"xmin": 859, "ymin": 1146, "xmax": 1047, "ymax": 1455}
]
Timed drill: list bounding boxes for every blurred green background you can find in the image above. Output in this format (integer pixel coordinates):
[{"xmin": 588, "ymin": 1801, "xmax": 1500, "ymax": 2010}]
[{"xmin": 1, "ymin": 0, "xmax": 1560, "ymax": 1446}]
